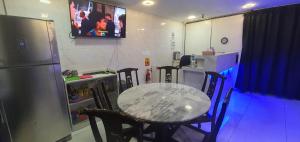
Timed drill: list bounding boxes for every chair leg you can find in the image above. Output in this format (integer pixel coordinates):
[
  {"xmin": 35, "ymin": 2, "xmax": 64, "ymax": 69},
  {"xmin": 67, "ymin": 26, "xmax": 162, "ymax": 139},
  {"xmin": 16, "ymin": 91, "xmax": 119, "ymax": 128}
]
[
  {"xmin": 143, "ymin": 136, "xmax": 155, "ymax": 142},
  {"xmin": 197, "ymin": 122, "xmax": 201, "ymax": 129},
  {"xmin": 143, "ymin": 124, "xmax": 157, "ymax": 134},
  {"xmin": 137, "ymin": 124, "xmax": 143, "ymax": 142},
  {"xmin": 203, "ymin": 134, "xmax": 213, "ymax": 142},
  {"xmin": 168, "ymin": 124, "xmax": 180, "ymax": 137},
  {"xmin": 155, "ymin": 125, "xmax": 168, "ymax": 142}
]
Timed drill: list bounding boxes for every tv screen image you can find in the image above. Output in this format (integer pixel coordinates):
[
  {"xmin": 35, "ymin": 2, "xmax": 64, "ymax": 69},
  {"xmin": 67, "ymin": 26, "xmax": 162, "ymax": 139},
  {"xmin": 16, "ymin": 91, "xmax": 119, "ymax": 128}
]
[{"xmin": 69, "ymin": 0, "xmax": 126, "ymax": 38}]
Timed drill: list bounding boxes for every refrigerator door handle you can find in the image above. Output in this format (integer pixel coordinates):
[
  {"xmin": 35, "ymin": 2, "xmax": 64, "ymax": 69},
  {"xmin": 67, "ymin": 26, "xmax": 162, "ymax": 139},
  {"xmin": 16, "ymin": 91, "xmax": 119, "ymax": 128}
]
[
  {"xmin": 0, "ymin": 101, "xmax": 4, "ymax": 124},
  {"xmin": 0, "ymin": 100, "xmax": 13, "ymax": 142}
]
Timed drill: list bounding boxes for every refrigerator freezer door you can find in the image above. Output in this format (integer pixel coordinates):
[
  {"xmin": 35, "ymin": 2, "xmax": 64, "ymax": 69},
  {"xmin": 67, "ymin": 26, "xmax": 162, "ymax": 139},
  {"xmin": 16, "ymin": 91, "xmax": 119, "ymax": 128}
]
[
  {"xmin": 0, "ymin": 16, "xmax": 54, "ymax": 68},
  {"xmin": 0, "ymin": 64, "xmax": 71, "ymax": 142}
]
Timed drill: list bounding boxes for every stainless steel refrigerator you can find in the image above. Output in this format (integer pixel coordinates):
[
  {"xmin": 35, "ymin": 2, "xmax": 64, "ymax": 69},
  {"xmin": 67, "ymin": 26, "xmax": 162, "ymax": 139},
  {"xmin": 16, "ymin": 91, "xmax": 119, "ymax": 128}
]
[{"xmin": 0, "ymin": 15, "xmax": 71, "ymax": 142}]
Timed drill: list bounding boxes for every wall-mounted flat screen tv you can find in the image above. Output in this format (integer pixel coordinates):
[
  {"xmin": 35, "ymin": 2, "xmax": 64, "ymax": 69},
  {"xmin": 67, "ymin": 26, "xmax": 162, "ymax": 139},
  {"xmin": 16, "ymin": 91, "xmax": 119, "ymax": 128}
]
[{"xmin": 69, "ymin": 0, "xmax": 126, "ymax": 38}]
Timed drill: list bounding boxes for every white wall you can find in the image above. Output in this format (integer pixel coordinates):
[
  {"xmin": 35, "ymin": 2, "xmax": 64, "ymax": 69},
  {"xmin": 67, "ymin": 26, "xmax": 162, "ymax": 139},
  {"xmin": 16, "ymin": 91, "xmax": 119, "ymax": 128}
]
[
  {"xmin": 184, "ymin": 15, "xmax": 244, "ymax": 87},
  {"xmin": 0, "ymin": 1, "xmax": 4, "ymax": 15},
  {"xmin": 185, "ymin": 20, "xmax": 211, "ymax": 55},
  {"xmin": 0, "ymin": 0, "xmax": 184, "ymax": 83},
  {"xmin": 211, "ymin": 15, "xmax": 244, "ymax": 53},
  {"xmin": 185, "ymin": 15, "xmax": 244, "ymax": 54}
]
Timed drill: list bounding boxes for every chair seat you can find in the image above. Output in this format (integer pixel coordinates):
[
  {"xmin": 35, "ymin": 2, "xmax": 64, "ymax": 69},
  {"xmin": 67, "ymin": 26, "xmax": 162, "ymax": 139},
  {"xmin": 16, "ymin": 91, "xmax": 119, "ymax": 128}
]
[
  {"xmin": 143, "ymin": 123, "xmax": 162, "ymax": 134},
  {"xmin": 190, "ymin": 112, "xmax": 212, "ymax": 123},
  {"xmin": 142, "ymin": 123, "xmax": 181, "ymax": 142},
  {"xmin": 172, "ymin": 125, "xmax": 206, "ymax": 142},
  {"xmin": 121, "ymin": 127, "xmax": 141, "ymax": 142},
  {"xmin": 183, "ymin": 113, "xmax": 213, "ymax": 136},
  {"xmin": 184, "ymin": 88, "xmax": 233, "ymax": 142}
]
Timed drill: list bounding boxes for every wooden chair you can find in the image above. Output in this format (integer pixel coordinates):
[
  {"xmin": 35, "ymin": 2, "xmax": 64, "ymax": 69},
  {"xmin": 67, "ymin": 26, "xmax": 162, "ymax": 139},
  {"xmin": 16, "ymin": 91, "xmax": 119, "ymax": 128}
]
[
  {"xmin": 207, "ymin": 88, "xmax": 233, "ymax": 142},
  {"xmin": 82, "ymin": 109, "xmax": 143, "ymax": 142},
  {"xmin": 91, "ymin": 82, "xmax": 113, "ymax": 110},
  {"xmin": 202, "ymin": 71, "xmax": 226, "ymax": 99},
  {"xmin": 88, "ymin": 83, "xmax": 144, "ymax": 142},
  {"xmin": 179, "ymin": 55, "xmax": 191, "ymax": 68},
  {"xmin": 185, "ymin": 72, "xmax": 226, "ymax": 133},
  {"xmin": 117, "ymin": 68, "xmax": 139, "ymax": 93},
  {"xmin": 176, "ymin": 88, "xmax": 233, "ymax": 142},
  {"xmin": 202, "ymin": 72, "xmax": 226, "ymax": 129},
  {"xmin": 158, "ymin": 66, "xmax": 179, "ymax": 83}
]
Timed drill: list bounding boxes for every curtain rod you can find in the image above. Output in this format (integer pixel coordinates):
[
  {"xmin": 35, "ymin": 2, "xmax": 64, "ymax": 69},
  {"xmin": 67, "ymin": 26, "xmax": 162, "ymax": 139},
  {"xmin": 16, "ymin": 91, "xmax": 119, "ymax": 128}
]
[
  {"xmin": 185, "ymin": 12, "xmax": 248, "ymax": 24},
  {"xmin": 185, "ymin": 2, "xmax": 300, "ymax": 24}
]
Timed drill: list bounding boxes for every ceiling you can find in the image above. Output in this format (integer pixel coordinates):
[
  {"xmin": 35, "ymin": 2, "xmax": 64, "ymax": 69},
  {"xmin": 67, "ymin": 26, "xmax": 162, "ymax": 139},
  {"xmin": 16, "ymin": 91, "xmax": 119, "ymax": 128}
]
[{"xmin": 113, "ymin": 0, "xmax": 300, "ymax": 22}]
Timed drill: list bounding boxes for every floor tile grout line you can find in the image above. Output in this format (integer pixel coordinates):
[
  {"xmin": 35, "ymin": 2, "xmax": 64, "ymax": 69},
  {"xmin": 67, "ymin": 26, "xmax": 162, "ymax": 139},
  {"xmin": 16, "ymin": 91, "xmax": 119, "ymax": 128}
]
[
  {"xmin": 284, "ymin": 100, "xmax": 288, "ymax": 142},
  {"xmin": 227, "ymin": 92, "xmax": 254, "ymax": 142}
]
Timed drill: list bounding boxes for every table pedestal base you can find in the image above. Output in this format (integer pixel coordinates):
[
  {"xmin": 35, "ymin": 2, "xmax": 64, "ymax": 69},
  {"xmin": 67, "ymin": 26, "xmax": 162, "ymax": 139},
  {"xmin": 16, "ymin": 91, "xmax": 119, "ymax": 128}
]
[{"xmin": 146, "ymin": 124, "xmax": 179, "ymax": 142}]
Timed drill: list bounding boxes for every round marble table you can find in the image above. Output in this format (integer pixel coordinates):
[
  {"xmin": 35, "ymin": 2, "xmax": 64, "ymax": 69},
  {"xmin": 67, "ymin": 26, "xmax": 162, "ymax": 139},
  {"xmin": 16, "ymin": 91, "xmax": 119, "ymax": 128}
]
[{"xmin": 117, "ymin": 83, "xmax": 211, "ymax": 124}]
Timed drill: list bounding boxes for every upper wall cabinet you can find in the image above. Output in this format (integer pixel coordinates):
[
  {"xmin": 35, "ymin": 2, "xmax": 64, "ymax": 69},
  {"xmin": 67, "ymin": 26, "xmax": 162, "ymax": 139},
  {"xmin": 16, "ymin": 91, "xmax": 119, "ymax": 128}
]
[
  {"xmin": 211, "ymin": 15, "xmax": 244, "ymax": 53},
  {"xmin": 185, "ymin": 20, "xmax": 212, "ymax": 55},
  {"xmin": 185, "ymin": 15, "xmax": 244, "ymax": 55}
]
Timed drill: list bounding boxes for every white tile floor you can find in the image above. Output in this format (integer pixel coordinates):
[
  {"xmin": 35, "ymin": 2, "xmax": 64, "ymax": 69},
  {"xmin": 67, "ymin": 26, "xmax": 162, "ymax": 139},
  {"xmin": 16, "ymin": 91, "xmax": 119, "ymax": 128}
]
[
  {"xmin": 70, "ymin": 120, "xmax": 107, "ymax": 142},
  {"xmin": 69, "ymin": 91, "xmax": 300, "ymax": 142}
]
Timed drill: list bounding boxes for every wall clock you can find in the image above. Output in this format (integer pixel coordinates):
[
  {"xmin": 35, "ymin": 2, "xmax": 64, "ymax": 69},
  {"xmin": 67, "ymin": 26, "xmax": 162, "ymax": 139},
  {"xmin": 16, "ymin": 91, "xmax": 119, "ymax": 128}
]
[{"xmin": 221, "ymin": 37, "xmax": 229, "ymax": 45}]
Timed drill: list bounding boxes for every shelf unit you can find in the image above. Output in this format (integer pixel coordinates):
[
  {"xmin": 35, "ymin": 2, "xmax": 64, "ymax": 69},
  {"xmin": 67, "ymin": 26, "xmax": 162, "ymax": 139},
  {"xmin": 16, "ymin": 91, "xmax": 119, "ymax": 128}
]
[
  {"xmin": 70, "ymin": 98, "xmax": 94, "ymax": 110},
  {"xmin": 64, "ymin": 73, "xmax": 118, "ymax": 131}
]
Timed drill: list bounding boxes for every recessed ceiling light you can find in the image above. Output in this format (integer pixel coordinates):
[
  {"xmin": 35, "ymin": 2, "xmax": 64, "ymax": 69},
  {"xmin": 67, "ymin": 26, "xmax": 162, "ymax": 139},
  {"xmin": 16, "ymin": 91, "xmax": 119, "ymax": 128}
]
[
  {"xmin": 41, "ymin": 13, "xmax": 49, "ymax": 18},
  {"xmin": 187, "ymin": 15, "xmax": 197, "ymax": 20},
  {"xmin": 40, "ymin": 0, "xmax": 51, "ymax": 4},
  {"xmin": 242, "ymin": 2, "xmax": 257, "ymax": 9},
  {"xmin": 137, "ymin": 28, "xmax": 145, "ymax": 31},
  {"xmin": 161, "ymin": 22, "xmax": 166, "ymax": 26},
  {"xmin": 142, "ymin": 0, "xmax": 155, "ymax": 6}
]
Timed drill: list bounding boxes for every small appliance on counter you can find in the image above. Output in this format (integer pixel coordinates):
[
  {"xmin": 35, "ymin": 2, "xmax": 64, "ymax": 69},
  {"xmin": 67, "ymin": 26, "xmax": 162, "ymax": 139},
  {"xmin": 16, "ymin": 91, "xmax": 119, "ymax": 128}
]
[
  {"xmin": 179, "ymin": 55, "xmax": 191, "ymax": 68},
  {"xmin": 202, "ymin": 51, "xmax": 215, "ymax": 56},
  {"xmin": 172, "ymin": 51, "xmax": 181, "ymax": 66},
  {"xmin": 63, "ymin": 70, "xmax": 81, "ymax": 82},
  {"xmin": 62, "ymin": 70, "xmax": 78, "ymax": 77},
  {"xmin": 173, "ymin": 51, "xmax": 181, "ymax": 60}
]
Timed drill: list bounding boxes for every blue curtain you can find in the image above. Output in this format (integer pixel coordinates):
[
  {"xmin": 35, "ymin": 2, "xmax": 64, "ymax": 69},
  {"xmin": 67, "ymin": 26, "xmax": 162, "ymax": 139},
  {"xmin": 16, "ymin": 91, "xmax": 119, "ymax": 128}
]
[{"xmin": 236, "ymin": 4, "xmax": 300, "ymax": 99}]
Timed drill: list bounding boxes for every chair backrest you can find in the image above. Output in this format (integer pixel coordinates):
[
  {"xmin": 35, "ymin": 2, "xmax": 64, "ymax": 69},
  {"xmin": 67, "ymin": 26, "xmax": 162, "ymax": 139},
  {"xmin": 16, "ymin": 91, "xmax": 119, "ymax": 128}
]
[
  {"xmin": 82, "ymin": 109, "xmax": 142, "ymax": 142},
  {"xmin": 91, "ymin": 82, "xmax": 113, "ymax": 110},
  {"xmin": 201, "ymin": 72, "xmax": 226, "ymax": 99},
  {"xmin": 209, "ymin": 88, "xmax": 233, "ymax": 142},
  {"xmin": 179, "ymin": 55, "xmax": 191, "ymax": 68},
  {"xmin": 158, "ymin": 66, "xmax": 179, "ymax": 83},
  {"xmin": 117, "ymin": 68, "xmax": 139, "ymax": 92},
  {"xmin": 202, "ymin": 72, "xmax": 226, "ymax": 130}
]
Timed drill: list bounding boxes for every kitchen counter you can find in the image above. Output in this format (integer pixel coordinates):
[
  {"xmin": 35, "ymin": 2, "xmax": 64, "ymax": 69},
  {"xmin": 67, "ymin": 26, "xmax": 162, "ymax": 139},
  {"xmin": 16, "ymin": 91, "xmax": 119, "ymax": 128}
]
[
  {"xmin": 182, "ymin": 66, "xmax": 206, "ymax": 90},
  {"xmin": 182, "ymin": 52, "xmax": 239, "ymax": 90},
  {"xmin": 193, "ymin": 52, "xmax": 239, "ymax": 72}
]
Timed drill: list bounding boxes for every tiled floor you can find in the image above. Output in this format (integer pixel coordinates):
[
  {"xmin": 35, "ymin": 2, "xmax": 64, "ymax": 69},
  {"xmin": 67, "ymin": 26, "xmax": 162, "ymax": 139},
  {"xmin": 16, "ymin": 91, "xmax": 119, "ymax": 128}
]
[{"xmin": 69, "ymin": 92, "xmax": 300, "ymax": 142}]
